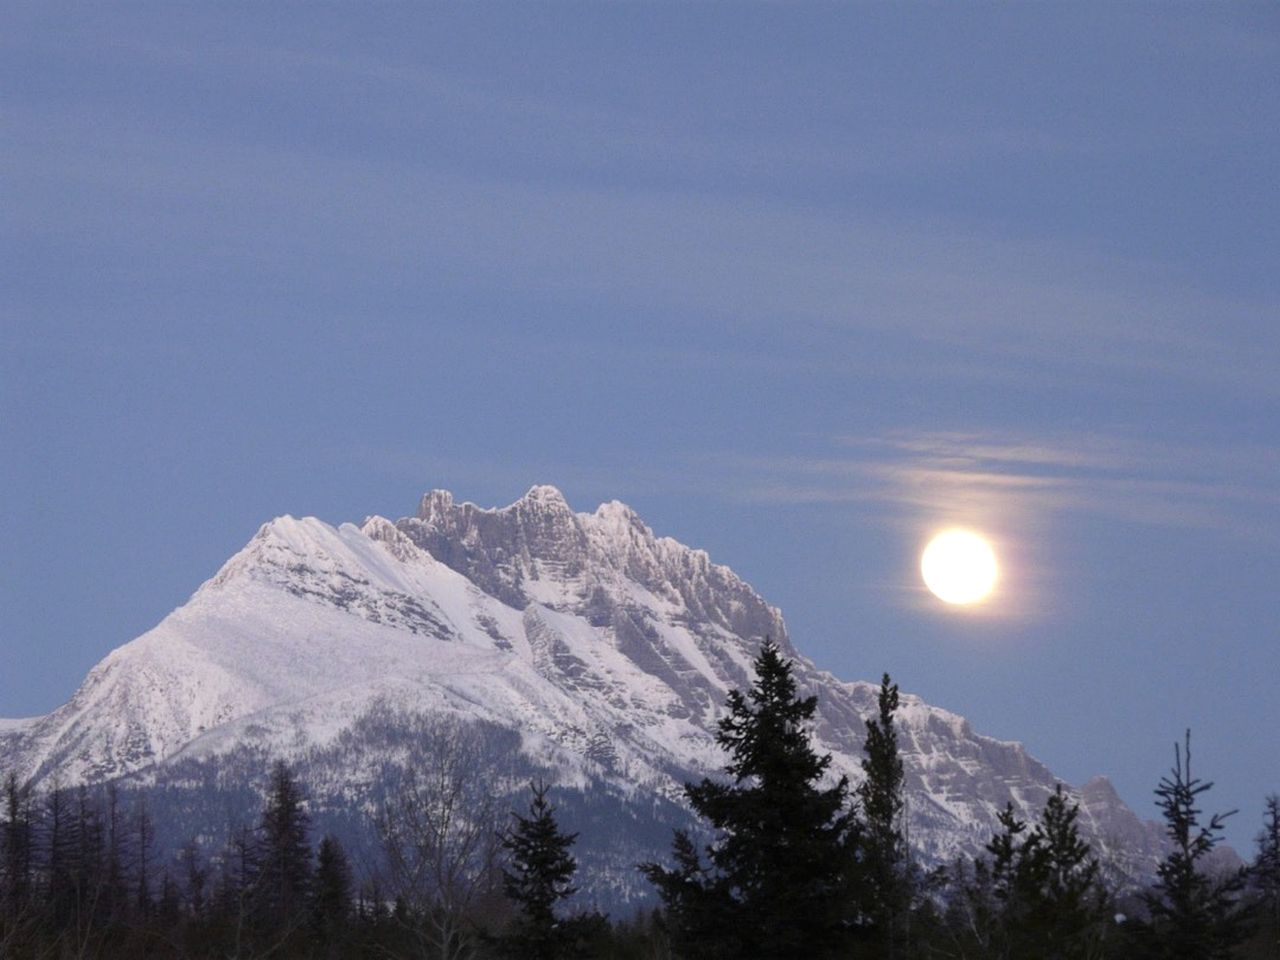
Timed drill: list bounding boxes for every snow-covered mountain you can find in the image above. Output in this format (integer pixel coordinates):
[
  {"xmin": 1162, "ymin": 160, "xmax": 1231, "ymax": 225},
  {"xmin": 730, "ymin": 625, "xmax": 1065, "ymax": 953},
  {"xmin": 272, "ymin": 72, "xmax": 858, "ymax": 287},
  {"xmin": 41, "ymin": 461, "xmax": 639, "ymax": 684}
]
[{"xmin": 0, "ymin": 485, "xmax": 1166, "ymax": 893}]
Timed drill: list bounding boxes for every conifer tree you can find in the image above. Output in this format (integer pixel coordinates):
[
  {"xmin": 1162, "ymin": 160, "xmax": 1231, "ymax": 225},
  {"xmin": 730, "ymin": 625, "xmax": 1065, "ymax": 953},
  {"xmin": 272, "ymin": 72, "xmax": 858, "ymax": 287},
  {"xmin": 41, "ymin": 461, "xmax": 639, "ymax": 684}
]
[
  {"xmin": 1250, "ymin": 794, "xmax": 1280, "ymax": 952},
  {"xmin": 222, "ymin": 822, "xmax": 260, "ymax": 906},
  {"xmin": 311, "ymin": 833, "xmax": 353, "ymax": 958},
  {"xmin": 953, "ymin": 787, "xmax": 1109, "ymax": 960},
  {"xmin": 643, "ymin": 638, "xmax": 859, "ymax": 959},
  {"xmin": 643, "ymin": 827, "xmax": 727, "ymax": 954},
  {"xmin": 986, "ymin": 801, "xmax": 1044, "ymax": 958},
  {"xmin": 1138, "ymin": 731, "xmax": 1248, "ymax": 959},
  {"xmin": 255, "ymin": 759, "xmax": 314, "ymax": 933},
  {"xmin": 858, "ymin": 672, "xmax": 909, "ymax": 956},
  {"xmin": 1034, "ymin": 785, "xmax": 1109, "ymax": 958},
  {"xmin": 500, "ymin": 779, "xmax": 579, "ymax": 959}
]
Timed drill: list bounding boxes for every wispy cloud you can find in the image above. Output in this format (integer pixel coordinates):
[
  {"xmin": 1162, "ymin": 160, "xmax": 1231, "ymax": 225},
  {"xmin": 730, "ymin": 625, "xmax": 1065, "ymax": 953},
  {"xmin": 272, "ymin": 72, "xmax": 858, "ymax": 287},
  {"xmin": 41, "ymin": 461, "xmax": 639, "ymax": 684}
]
[
  {"xmin": 8, "ymin": 70, "xmax": 1278, "ymax": 402},
  {"xmin": 688, "ymin": 428, "xmax": 1277, "ymax": 621},
  {"xmin": 726, "ymin": 430, "xmax": 1280, "ymax": 545}
]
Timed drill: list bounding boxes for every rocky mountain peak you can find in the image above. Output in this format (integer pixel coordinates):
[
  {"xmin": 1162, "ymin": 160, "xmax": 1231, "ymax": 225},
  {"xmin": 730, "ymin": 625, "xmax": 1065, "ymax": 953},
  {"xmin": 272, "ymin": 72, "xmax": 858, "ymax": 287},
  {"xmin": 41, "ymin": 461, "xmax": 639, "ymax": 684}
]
[
  {"xmin": 517, "ymin": 484, "xmax": 571, "ymax": 509},
  {"xmin": 0, "ymin": 484, "xmax": 1176, "ymax": 889},
  {"xmin": 416, "ymin": 488, "xmax": 455, "ymax": 522}
]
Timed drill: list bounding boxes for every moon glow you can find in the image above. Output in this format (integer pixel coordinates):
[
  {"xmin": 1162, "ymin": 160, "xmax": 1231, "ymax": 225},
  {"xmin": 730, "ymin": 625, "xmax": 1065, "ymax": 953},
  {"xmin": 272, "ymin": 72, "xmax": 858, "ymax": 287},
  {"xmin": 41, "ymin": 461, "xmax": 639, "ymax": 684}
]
[{"xmin": 921, "ymin": 530, "xmax": 998, "ymax": 605}]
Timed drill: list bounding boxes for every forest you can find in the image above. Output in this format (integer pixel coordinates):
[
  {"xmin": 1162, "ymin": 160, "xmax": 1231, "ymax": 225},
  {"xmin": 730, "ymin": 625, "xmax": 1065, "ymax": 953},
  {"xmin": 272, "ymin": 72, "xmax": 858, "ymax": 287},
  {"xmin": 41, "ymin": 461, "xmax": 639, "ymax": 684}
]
[{"xmin": 1, "ymin": 642, "xmax": 1276, "ymax": 959}]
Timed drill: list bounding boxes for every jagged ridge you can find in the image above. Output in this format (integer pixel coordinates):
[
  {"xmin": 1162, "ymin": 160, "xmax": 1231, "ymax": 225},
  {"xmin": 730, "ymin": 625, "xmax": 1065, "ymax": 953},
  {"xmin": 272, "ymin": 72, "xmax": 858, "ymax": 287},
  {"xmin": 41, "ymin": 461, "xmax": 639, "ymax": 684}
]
[{"xmin": 0, "ymin": 485, "xmax": 1167, "ymax": 886}]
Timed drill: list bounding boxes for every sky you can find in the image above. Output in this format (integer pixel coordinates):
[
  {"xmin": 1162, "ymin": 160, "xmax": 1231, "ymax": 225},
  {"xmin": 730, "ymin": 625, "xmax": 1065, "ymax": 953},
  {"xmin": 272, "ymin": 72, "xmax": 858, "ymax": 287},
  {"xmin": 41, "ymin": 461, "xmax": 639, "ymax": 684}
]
[{"xmin": 3, "ymin": 3, "xmax": 1277, "ymax": 852}]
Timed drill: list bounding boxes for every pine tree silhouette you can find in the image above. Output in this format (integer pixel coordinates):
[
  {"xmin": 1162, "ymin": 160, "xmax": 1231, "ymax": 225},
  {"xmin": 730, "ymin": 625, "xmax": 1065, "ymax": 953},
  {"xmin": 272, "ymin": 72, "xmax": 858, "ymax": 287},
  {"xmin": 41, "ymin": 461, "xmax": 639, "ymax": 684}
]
[
  {"xmin": 1034, "ymin": 785, "xmax": 1110, "ymax": 958},
  {"xmin": 858, "ymin": 672, "xmax": 908, "ymax": 957},
  {"xmin": 500, "ymin": 779, "xmax": 579, "ymax": 959},
  {"xmin": 1138, "ymin": 731, "xmax": 1248, "ymax": 959},
  {"xmin": 255, "ymin": 759, "xmax": 313, "ymax": 935},
  {"xmin": 643, "ymin": 638, "xmax": 859, "ymax": 959},
  {"xmin": 310, "ymin": 833, "xmax": 353, "ymax": 958}
]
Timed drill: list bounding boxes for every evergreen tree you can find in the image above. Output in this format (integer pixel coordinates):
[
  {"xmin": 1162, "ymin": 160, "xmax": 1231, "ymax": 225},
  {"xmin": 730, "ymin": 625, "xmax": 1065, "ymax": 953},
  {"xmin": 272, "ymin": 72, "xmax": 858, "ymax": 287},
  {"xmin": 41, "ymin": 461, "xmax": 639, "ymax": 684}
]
[
  {"xmin": 643, "ymin": 638, "xmax": 859, "ymax": 959},
  {"xmin": 987, "ymin": 801, "xmax": 1044, "ymax": 959},
  {"xmin": 500, "ymin": 779, "xmax": 579, "ymax": 959},
  {"xmin": 949, "ymin": 787, "xmax": 1109, "ymax": 960},
  {"xmin": 857, "ymin": 672, "xmax": 909, "ymax": 956},
  {"xmin": 310, "ymin": 833, "xmax": 353, "ymax": 958},
  {"xmin": 1250, "ymin": 794, "xmax": 1280, "ymax": 954},
  {"xmin": 255, "ymin": 759, "xmax": 314, "ymax": 933},
  {"xmin": 644, "ymin": 827, "xmax": 727, "ymax": 954},
  {"xmin": 1034, "ymin": 785, "xmax": 1110, "ymax": 959},
  {"xmin": 1137, "ymin": 730, "xmax": 1248, "ymax": 959}
]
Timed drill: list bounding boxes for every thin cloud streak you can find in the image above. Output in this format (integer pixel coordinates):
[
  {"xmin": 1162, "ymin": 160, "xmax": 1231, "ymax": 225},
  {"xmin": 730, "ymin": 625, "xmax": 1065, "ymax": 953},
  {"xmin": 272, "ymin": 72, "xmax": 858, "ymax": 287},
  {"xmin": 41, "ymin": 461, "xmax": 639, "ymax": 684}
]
[
  {"xmin": 700, "ymin": 429, "xmax": 1277, "ymax": 623},
  {"xmin": 9, "ymin": 99, "xmax": 1279, "ymax": 401},
  {"xmin": 724, "ymin": 430, "xmax": 1280, "ymax": 544}
]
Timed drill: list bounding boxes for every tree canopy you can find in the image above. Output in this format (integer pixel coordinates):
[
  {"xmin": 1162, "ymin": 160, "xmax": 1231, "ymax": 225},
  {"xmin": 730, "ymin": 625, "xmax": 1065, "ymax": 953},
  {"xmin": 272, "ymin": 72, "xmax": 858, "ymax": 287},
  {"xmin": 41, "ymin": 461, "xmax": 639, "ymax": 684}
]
[{"xmin": 643, "ymin": 638, "xmax": 860, "ymax": 959}]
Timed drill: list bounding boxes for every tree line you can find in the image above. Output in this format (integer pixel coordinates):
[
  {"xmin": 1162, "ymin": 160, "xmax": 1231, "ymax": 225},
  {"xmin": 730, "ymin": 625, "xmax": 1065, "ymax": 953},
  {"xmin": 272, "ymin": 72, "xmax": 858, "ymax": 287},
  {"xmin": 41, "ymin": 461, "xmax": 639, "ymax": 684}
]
[{"xmin": 1, "ymin": 641, "xmax": 1277, "ymax": 958}]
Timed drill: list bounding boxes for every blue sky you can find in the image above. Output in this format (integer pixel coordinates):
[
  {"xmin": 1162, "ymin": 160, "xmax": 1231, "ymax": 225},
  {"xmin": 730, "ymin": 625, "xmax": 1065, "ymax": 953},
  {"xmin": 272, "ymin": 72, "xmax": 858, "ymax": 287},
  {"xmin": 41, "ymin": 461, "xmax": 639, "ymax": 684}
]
[{"xmin": 4, "ymin": 3, "xmax": 1278, "ymax": 851}]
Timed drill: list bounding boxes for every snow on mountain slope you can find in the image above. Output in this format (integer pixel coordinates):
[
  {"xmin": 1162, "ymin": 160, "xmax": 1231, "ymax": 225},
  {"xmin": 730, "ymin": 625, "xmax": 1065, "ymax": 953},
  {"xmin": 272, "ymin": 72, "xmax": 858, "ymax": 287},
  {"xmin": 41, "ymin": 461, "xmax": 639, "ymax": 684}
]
[{"xmin": 0, "ymin": 485, "xmax": 1164, "ymax": 873}]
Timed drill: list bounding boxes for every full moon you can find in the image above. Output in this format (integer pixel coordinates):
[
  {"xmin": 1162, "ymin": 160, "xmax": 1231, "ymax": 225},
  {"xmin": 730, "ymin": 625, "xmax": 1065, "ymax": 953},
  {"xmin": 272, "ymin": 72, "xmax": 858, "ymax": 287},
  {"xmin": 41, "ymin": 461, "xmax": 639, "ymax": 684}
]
[{"xmin": 921, "ymin": 530, "xmax": 998, "ymax": 605}]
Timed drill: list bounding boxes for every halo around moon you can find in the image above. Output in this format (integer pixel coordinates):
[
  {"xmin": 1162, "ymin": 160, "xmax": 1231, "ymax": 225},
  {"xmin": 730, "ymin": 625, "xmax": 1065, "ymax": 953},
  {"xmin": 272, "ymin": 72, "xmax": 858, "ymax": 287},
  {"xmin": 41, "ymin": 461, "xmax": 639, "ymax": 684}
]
[{"xmin": 921, "ymin": 530, "xmax": 998, "ymax": 605}]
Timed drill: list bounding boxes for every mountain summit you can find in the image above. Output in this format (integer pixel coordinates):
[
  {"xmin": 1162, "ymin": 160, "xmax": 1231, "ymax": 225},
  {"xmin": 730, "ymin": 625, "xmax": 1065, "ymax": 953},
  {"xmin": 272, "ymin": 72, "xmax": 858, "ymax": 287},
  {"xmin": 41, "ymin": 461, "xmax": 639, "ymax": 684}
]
[{"xmin": 0, "ymin": 485, "xmax": 1164, "ymax": 892}]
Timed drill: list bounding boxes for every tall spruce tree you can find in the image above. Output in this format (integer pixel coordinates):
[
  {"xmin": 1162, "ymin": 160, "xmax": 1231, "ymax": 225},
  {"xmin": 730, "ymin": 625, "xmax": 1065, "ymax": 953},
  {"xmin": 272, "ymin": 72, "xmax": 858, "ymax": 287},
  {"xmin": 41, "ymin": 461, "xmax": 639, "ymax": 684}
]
[
  {"xmin": 643, "ymin": 638, "xmax": 859, "ymax": 959},
  {"xmin": 255, "ymin": 759, "xmax": 314, "ymax": 934},
  {"xmin": 1032, "ymin": 785, "xmax": 1110, "ymax": 958},
  {"xmin": 986, "ymin": 801, "xmax": 1043, "ymax": 959},
  {"xmin": 1137, "ymin": 731, "xmax": 1248, "ymax": 960},
  {"xmin": 857, "ymin": 672, "xmax": 908, "ymax": 956},
  {"xmin": 500, "ymin": 779, "xmax": 579, "ymax": 959},
  {"xmin": 310, "ymin": 833, "xmax": 353, "ymax": 958}
]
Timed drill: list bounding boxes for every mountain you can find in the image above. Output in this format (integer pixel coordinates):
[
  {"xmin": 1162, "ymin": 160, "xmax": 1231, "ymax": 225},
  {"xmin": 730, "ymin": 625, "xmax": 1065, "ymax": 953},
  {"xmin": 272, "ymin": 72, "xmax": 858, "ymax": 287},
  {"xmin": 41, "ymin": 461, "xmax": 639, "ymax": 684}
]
[{"xmin": 0, "ymin": 485, "xmax": 1167, "ymax": 900}]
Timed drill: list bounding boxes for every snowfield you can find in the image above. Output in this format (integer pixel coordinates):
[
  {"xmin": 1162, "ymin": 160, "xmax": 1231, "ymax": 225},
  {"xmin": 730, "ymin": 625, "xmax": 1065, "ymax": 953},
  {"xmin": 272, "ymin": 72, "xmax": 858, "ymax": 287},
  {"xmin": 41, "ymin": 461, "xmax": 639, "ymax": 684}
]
[{"xmin": 0, "ymin": 485, "xmax": 1168, "ymax": 883}]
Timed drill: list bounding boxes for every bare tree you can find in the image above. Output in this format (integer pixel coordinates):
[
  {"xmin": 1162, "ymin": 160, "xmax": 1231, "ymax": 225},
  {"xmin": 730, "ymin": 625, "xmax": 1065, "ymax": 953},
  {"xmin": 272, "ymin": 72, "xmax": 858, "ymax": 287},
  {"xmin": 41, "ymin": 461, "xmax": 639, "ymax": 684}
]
[{"xmin": 376, "ymin": 712, "xmax": 515, "ymax": 960}]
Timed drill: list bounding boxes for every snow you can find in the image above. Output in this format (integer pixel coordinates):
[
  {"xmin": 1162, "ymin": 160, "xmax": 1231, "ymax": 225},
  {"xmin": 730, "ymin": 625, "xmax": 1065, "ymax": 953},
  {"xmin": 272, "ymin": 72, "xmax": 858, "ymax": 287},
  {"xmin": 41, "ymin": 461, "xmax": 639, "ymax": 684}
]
[{"xmin": 0, "ymin": 485, "xmax": 1162, "ymax": 875}]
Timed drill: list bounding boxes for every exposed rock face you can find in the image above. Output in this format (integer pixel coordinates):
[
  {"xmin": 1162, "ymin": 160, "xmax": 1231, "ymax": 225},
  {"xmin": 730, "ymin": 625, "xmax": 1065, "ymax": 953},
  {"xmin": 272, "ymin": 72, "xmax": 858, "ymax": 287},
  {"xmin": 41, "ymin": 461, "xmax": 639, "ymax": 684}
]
[
  {"xmin": 0, "ymin": 485, "xmax": 1168, "ymax": 886},
  {"xmin": 398, "ymin": 487, "xmax": 785, "ymax": 723}
]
